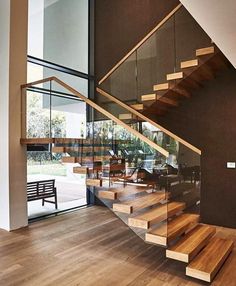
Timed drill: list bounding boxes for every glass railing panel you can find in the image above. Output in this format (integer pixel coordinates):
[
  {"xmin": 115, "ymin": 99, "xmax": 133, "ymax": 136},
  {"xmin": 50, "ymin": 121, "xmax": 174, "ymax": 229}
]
[
  {"xmin": 136, "ymin": 15, "xmax": 175, "ymax": 98},
  {"xmin": 166, "ymin": 142, "xmax": 201, "ymax": 239},
  {"xmin": 95, "ymin": 90, "xmax": 171, "ymax": 157},
  {"xmin": 100, "ymin": 51, "xmax": 138, "ymax": 105},
  {"xmin": 174, "ymin": 7, "xmax": 212, "ymax": 72}
]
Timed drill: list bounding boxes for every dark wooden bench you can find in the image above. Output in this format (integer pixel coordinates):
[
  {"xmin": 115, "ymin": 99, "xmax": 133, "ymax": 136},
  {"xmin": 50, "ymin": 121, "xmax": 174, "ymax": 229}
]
[{"xmin": 27, "ymin": 179, "xmax": 58, "ymax": 209}]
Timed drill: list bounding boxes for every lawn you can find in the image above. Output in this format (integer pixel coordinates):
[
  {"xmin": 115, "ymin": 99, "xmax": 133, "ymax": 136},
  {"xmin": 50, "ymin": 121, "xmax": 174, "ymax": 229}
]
[{"xmin": 27, "ymin": 163, "xmax": 67, "ymax": 176}]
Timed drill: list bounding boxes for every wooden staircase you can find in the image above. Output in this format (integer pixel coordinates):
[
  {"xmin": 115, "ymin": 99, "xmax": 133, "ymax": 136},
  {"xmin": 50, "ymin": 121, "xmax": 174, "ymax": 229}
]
[
  {"xmin": 137, "ymin": 45, "xmax": 231, "ymax": 117},
  {"xmin": 95, "ymin": 183, "xmax": 234, "ymax": 283}
]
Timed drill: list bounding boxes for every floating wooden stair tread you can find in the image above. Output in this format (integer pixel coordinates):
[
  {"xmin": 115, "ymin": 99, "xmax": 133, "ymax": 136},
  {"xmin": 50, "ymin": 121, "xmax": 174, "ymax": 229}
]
[
  {"xmin": 167, "ymin": 72, "xmax": 184, "ymax": 81},
  {"xmin": 128, "ymin": 201, "xmax": 185, "ymax": 230},
  {"xmin": 21, "ymin": 138, "xmax": 86, "ymax": 145},
  {"xmin": 113, "ymin": 192, "xmax": 167, "ymax": 214},
  {"xmin": 86, "ymin": 178, "xmax": 102, "ymax": 187},
  {"xmin": 196, "ymin": 46, "xmax": 215, "ymax": 57},
  {"xmin": 130, "ymin": 104, "xmax": 144, "ymax": 111},
  {"xmin": 119, "ymin": 113, "xmax": 133, "ymax": 120},
  {"xmin": 61, "ymin": 157, "xmax": 79, "ymax": 163},
  {"xmin": 20, "ymin": 138, "xmax": 54, "ymax": 144},
  {"xmin": 181, "ymin": 59, "xmax": 199, "ymax": 69},
  {"xmin": 153, "ymin": 83, "xmax": 169, "ymax": 91},
  {"xmin": 73, "ymin": 166, "xmax": 88, "ymax": 174},
  {"xmin": 141, "ymin": 94, "xmax": 157, "ymax": 101},
  {"xmin": 52, "ymin": 146, "xmax": 65, "ymax": 153},
  {"xmin": 166, "ymin": 224, "xmax": 216, "ymax": 263},
  {"xmin": 186, "ymin": 237, "xmax": 234, "ymax": 282},
  {"xmin": 145, "ymin": 213, "xmax": 200, "ymax": 246},
  {"xmin": 97, "ymin": 185, "xmax": 150, "ymax": 200}
]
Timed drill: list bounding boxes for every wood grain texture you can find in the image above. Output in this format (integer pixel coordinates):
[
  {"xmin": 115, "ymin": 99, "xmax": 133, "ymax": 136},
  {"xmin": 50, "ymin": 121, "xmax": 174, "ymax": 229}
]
[
  {"xmin": 51, "ymin": 147, "xmax": 65, "ymax": 153},
  {"xmin": 153, "ymin": 82, "xmax": 170, "ymax": 91},
  {"xmin": 181, "ymin": 59, "xmax": 199, "ymax": 69},
  {"xmin": 97, "ymin": 185, "xmax": 150, "ymax": 200},
  {"xmin": 196, "ymin": 46, "xmax": 215, "ymax": 57},
  {"xmin": 73, "ymin": 167, "xmax": 88, "ymax": 175},
  {"xmin": 0, "ymin": 206, "xmax": 235, "ymax": 285},
  {"xmin": 61, "ymin": 157, "xmax": 79, "ymax": 164},
  {"xmin": 146, "ymin": 213, "xmax": 200, "ymax": 246},
  {"xmin": 130, "ymin": 104, "xmax": 144, "ymax": 111},
  {"xmin": 128, "ymin": 202, "xmax": 185, "ymax": 230},
  {"xmin": 119, "ymin": 113, "xmax": 133, "ymax": 120},
  {"xmin": 113, "ymin": 192, "xmax": 166, "ymax": 214},
  {"xmin": 141, "ymin": 94, "xmax": 157, "ymax": 101},
  {"xmin": 186, "ymin": 237, "xmax": 234, "ymax": 282},
  {"xmin": 86, "ymin": 179, "xmax": 102, "ymax": 187},
  {"xmin": 167, "ymin": 72, "xmax": 184, "ymax": 81},
  {"xmin": 166, "ymin": 224, "xmax": 216, "ymax": 263}
]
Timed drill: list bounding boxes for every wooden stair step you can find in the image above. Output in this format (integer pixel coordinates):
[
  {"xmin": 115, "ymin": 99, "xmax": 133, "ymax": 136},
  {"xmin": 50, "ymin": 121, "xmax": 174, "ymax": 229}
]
[
  {"xmin": 141, "ymin": 94, "xmax": 157, "ymax": 101},
  {"xmin": 145, "ymin": 213, "xmax": 200, "ymax": 246},
  {"xmin": 113, "ymin": 192, "xmax": 167, "ymax": 214},
  {"xmin": 97, "ymin": 185, "xmax": 150, "ymax": 200},
  {"xmin": 166, "ymin": 224, "xmax": 216, "ymax": 263},
  {"xmin": 73, "ymin": 166, "xmax": 88, "ymax": 175},
  {"xmin": 128, "ymin": 201, "xmax": 186, "ymax": 230},
  {"xmin": 181, "ymin": 59, "xmax": 199, "ymax": 69},
  {"xmin": 153, "ymin": 82, "xmax": 170, "ymax": 91},
  {"xmin": 186, "ymin": 237, "xmax": 234, "ymax": 283},
  {"xmin": 52, "ymin": 146, "xmax": 65, "ymax": 153},
  {"xmin": 61, "ymin": 156, "xmax": 80, "ymax": 163},
  {"xmin": 153, "ymin": 82, "xmax": 190, "ymax": 98},
  {"xmin": 130, "ymin": 104, "xmax": 144, "ymax": 111},
  {"xmin": 119, "ymin": 113, "xmax": 133, "ymax": 120},
  {"xmin": 86, "ymin": 178, "xmax": 102, "ymax": 187},
  {"xmin": 167, "ymin": 72, "xmax": 184, "ymax": 81},
  {"xmin": 196, "ymin": 46, "xmax": 215, "ymax": 57}
]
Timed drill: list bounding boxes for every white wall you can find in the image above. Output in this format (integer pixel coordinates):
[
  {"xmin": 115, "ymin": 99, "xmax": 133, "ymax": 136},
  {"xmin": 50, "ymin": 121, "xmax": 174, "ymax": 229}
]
[
  {"xmin": 181, "ymin": 0, "xmax": 236, "ymax": 68},
  {"xmin": 0, "ymin": 0, "xmax": 28, "ymax": 230}
]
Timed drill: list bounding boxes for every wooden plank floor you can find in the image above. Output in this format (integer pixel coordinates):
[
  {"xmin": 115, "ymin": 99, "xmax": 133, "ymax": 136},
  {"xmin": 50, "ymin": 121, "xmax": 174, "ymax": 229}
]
[{"xmin": 0, "ymin": 206, "xmax": 235, "ymax": 286}]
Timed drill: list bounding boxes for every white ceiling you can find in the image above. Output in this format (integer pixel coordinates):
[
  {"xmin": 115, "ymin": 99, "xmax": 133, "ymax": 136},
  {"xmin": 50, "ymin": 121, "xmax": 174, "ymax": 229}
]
[{"xmin": 181, "ymin": 0, "xmax": 236, "ymax": 68}]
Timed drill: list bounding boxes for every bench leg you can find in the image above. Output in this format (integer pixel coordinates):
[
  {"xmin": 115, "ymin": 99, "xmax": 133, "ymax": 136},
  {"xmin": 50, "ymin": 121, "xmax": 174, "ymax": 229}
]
[
  {"xmin": 54, "ymin": 193, "xmax": 58, "ymax": 209},
  {"xmin": 42, "ymin": 199, "xmax": 45, "ymax": 206}
]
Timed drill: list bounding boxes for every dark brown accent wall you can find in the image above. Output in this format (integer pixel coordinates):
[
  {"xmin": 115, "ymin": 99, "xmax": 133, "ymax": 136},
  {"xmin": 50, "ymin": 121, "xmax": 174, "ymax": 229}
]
[
  {"xmin": 95, "ymin": 1, "xmax": 236, "ymax": 228},
  {"xmin": 156, "ymin": 68, "xmax": 236, "ymax": 229},
  {"xmin": 95, "ymin": 0, "xmax": 180, "ymax": 83}
]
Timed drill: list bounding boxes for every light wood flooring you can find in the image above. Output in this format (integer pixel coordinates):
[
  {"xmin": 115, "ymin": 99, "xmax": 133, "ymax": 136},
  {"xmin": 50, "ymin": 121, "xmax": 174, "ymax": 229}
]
[{"xmin": 0, "ymin": 206, "xmax": 236, "ymax": 286}]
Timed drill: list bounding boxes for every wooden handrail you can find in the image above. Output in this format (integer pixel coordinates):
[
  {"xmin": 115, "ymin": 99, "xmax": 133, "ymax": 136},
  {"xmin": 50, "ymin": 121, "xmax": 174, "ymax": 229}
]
[
  {"xmin": 98, "ymin": 3, "xmax": 182, "ymax": 85},
  {"xmin": 21, "ymin": 77, "xmax": 169, "ymax": 157},
  {"xmin": 21, "ymin": 76, "xmax": 56, "ymax": 88},
  {"xmin": 96, "ymin": 87, "xmax": 201, "ymax": 155}
]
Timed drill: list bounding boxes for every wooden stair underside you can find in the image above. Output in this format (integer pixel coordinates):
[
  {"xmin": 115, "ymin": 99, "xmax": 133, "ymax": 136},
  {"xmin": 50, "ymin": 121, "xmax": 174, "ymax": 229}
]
[
  {"xmin": 166, "ymin": 224, "xmax": 216, "ymax": 263},
  {"xmin": 186, "ymin": 237, "xmax": 234, "ymax": 283},
  {"xmin": 145, "ymin": 213, "xmax": 200, "ymax": 246},
  {"xmin": 128, "ymin": 201, "xmax": 185, "ymax": 230},
  {"xmin": 112, "ymin": 192, "xmax": 167, "ymax": 214}
]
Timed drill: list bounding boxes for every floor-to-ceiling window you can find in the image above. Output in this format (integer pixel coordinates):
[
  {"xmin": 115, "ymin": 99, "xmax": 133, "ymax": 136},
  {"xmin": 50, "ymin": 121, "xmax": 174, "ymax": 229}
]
[{"xmin": 27, "ymin": 0, "xmax": 90, "ymax": 219}]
